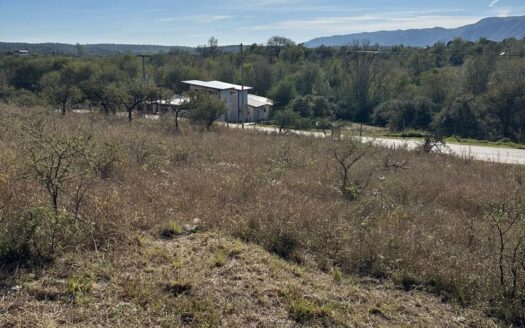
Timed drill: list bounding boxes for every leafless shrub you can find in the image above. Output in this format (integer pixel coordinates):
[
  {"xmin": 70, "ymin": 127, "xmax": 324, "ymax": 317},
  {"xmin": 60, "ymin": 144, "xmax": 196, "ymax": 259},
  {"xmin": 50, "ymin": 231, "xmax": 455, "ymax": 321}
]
[
  {"xmin": 485, "ymin": 178, "xmax": 525, "ymax": 299},
  {"xmin": 332, "ymin": 138, "xmax": 370, "ymax": 201},
  {"xmin": 418, "ymin": 133, "xmax": 448, "ymax": 154}
]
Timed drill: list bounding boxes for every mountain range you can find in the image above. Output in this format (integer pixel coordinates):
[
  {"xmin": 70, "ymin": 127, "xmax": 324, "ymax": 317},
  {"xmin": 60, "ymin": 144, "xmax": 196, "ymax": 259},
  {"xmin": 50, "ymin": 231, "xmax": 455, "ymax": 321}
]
[
  {"xmin": 1, "ymin": 15, "xmax": 524, "ymax": 55},
  {"xmin": 305, "ymin": 15, "xmax": 525, "ymax": 48}
]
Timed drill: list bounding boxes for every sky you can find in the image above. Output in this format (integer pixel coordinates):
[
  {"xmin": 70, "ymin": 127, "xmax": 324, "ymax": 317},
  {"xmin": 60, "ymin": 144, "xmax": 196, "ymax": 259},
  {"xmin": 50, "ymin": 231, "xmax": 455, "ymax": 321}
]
[{"xmin": 1, "ymin": 0, "xmax": 524, "ymax": 46}]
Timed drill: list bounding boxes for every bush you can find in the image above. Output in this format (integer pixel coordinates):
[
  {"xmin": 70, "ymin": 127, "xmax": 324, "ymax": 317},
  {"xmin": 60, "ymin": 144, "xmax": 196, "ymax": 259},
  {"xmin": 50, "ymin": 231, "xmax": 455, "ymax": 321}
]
[
  {"xmin": 0, "ymin": 207, "xmax": 74, "ymax": 265},
  {"xmin": 187, "ymin": 92, "xmax": 228, "ymax": 130},
  {"xmin": 273, "ymin": 110, "xmax": 302, "ymax": 134},
  {"xmin": 268, "ymin": 229, "xmax": 300, "ymax": 261}
]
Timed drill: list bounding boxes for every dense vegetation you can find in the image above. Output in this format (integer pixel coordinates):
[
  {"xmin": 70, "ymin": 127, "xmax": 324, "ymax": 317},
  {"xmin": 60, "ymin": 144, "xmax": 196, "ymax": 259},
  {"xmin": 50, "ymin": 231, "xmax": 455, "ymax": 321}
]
[
  {"xmin": 1, "ymin": 36, "xmax": 524, "ymax": 141},
  {"xmin": 0, "ymin": 107, "xmax": 524, "ymax": 326}
]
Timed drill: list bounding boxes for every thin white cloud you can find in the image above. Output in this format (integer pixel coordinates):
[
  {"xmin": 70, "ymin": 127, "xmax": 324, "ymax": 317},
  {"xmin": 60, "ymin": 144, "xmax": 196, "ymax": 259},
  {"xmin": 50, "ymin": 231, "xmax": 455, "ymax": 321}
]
[
  {"xmin": 248, "ymin": 12, "xmax": 481, "ymax": 36},
  {"xmin": 159, "ymin": 15, "xmax": 234, "ymax": 24},
  {"xmin": 228, "ymin": 0, "xmax": 353, "ymax": 12},
  {"xmin": 489, "ymin": 0, "xmax": 501, "ymax": 7}
]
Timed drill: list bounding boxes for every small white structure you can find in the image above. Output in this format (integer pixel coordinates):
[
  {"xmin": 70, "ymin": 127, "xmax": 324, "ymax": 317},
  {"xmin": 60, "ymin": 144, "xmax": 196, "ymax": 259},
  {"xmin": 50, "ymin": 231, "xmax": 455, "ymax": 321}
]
[
  {"xmin": 247, "ymin": 94, "xmax": 273, "ymax": 122},
  {"xmin": 147, "ymin": 95, "xmax": 189, "ymax": 114},
  {"xmin": 182, "ymin": 80, "xmax": 252, "ymax": 123}
]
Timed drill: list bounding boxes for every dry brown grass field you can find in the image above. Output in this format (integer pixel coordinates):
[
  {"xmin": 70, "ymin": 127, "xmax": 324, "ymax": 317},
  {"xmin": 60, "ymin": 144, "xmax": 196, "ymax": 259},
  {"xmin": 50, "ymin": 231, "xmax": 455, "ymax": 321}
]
[{"xmin": 1, "ymin": 106, "xmax": 524, "ymax": 327}]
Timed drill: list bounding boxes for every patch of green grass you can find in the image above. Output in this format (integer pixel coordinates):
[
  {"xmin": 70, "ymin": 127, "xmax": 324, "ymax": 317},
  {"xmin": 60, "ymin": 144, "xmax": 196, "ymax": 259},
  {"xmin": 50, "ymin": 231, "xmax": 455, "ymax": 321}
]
[
  {"xmin": 445, "ymin": 137, "xmax": 525, "ymax": 149},
  {"xmin": 285, "ymin": 287, "xmax": 332, "ymax": 323},
  {"xmin": 160, "ymin": 221, "xmax": 184, "ymax": 239},
  {"xmin": 176, "ymin": 298, "xmax": 222, "ymax": 326},
  {"xmin": 66, "ymin": 275, "xmax": 93, "ymax": 301},
  {"xmin": 331, "ymin": 267, "xmax": 344, "ymax": 283},
  {"xmin": 211, "ymin": 249, "xmax": 226, "ymax": 267}
]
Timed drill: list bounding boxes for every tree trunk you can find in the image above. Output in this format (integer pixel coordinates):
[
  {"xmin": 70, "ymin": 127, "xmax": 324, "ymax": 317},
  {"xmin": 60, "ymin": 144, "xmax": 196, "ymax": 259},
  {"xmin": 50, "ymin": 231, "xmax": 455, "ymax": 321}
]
[
  {"xmin": 128, "ymin": 108, "xmax": 133, "ymax": 122},
  {"xmin": 62, "ymin": 102, "xmax": 66, "ymax": 115}
]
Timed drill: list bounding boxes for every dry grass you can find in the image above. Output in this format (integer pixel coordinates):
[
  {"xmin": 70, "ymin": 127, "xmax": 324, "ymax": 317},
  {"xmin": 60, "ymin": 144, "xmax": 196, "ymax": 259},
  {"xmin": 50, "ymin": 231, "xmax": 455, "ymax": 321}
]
[
  {"xmin": 0, "ymin": 231, "xmax": 497, "ymax": 327},
  {"xmin": 0, "ymin": 106, "xmax": 524, "ymax": 326}
]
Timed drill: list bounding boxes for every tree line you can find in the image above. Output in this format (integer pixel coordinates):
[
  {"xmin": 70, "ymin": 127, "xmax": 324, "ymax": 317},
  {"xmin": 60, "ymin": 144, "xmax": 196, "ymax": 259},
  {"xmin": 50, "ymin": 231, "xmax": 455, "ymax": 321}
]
[{"xmin": 0, "ymin": 36, "xmax": 524, "ymax": 141}]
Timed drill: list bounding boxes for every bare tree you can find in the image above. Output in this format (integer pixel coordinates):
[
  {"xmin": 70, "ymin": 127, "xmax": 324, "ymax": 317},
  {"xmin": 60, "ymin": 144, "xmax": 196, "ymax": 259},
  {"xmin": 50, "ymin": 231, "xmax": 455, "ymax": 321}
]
[
  {"xmin": 25, "ymin": 122, "xmax": 94, "ymax": 212},
  {"xmin": 485, "ymin": 190, "xmax": 525, "ymax": 299},
  {"xmin": 333, "ymin": 139, "xmax": 369, "ymax": 201}
]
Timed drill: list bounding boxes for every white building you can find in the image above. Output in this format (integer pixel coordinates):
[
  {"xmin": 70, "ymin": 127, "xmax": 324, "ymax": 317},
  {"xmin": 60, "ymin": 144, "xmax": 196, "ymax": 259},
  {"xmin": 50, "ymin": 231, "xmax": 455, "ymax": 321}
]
[
  {"xmin": 247, "ymin": 94, "xmax": 273, "ymax": 122},
  {"xmin": 182, "ymin": 80, "xmax": 252, "ymax": 123}
]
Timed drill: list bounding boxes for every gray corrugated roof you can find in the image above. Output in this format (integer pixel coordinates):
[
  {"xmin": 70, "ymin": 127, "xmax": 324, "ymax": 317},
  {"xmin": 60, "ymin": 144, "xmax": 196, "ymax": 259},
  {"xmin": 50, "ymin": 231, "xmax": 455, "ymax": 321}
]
[
  {"xmin": 248, "ymin": 94, "xmax": 273, "ymax": 108},
  {"xmin": 182, "ymin": 80, "xmax": 252, "ymax": 91}
]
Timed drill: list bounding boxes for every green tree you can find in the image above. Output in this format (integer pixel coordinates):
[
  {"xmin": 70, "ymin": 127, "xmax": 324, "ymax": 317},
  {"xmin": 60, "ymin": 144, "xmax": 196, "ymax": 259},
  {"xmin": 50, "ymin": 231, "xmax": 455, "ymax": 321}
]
[
  {"xmin": 287, "ymin": 96, "xmax": 312, "ymax": 117},
  {"xmin": 187, "ymin": 92, "xmax": 228, "ymax": 130},
  {"xmin": 433, "ymin": 95, "xmax": 483, "ymax": 139},
  {"xmin": 274, "ymin": 110, "xmax": 301, "ymax": 135},
  {"xmin": 268, "ymin": 79, "xmax": 297, "ymax": 110},
  {"xmin": 485, "ymin": 82, "xmax": 525, "ymax": 141},
  {"xmin": 111, "ymin": 80, "xmax": 156, "ymax": 122},
  {"xmin": 41, "ymin": 71, "xmax": 82, "ymax": 115},
  {"xmin": 463, "ymin": 56, "xmax": 492, "ymax": 95}
]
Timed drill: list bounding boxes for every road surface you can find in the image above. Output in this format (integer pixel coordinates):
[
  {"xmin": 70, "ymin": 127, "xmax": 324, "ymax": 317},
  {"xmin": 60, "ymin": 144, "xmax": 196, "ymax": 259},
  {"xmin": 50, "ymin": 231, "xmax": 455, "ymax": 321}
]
[{"xmin": 226, "ymin": 123, "xmax": 525, "ymax": 165}]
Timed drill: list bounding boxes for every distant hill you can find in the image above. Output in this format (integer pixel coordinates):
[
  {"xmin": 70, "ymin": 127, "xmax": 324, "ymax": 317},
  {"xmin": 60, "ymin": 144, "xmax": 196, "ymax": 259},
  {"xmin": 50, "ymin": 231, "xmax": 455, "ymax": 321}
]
[
  {"xmin": 305, "ymin": 15, "xmax": 525, "ymax": 47},
  {"xmin": 0, "ymin": 42, "xmax": 193, "ymax": 56}
]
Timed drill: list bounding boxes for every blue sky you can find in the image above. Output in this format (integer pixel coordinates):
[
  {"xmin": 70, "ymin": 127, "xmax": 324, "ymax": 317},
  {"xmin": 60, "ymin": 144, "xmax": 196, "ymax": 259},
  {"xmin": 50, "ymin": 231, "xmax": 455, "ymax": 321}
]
[{"xmin": 1, "ymin": 0, "xmax": 524, "ymax": 46}]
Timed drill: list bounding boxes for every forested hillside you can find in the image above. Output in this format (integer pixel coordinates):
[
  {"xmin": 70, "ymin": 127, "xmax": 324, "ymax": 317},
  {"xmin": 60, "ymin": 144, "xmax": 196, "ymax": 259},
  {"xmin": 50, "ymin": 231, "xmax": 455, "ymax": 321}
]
[{"xmin": 1, "ymin": 36, "xmax": 524, "ymax": 142}]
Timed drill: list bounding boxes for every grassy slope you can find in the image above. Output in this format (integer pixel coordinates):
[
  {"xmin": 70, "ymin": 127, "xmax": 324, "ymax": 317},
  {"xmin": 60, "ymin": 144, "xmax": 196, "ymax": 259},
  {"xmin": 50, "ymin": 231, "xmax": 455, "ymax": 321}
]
[
  {"xmin": 2, "ymin": 109, "xmax": 523, "ymax": 326},
  {"xmin": 0, "ymin": 231, "xmax": 496, "ymax": 327}
]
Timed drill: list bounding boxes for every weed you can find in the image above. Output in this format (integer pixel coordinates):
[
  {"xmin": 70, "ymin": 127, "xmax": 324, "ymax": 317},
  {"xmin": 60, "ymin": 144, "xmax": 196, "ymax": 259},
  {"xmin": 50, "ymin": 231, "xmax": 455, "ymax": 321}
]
[
  {"xmin": 331, "ymin": 267, "xmax": 344, "ymax": 283},
  {"xmin": 160, "ymin": 221, "xmax": 183, "ymax": 239},
  {"xmin": 66, "ymin": 275, "xmax": 93, "ymax": 301},
  {"xmin": 211, "ymin": 249, "xmax": 226, "ymax": 268}
]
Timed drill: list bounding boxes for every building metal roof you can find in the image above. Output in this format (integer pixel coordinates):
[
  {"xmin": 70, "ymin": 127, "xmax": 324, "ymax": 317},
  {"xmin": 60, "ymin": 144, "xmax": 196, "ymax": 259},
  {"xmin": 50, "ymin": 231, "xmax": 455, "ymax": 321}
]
[
  {"xmin": 248, "ymin": 94, "xmax": 273, "ymax": 108},
  {"xmin": 182, "ymin": 80, "xmax": 253, "ymax": 91},
  {"xmin": 148, "ymin": 95, "xmax": 189, "ymax": 106}
]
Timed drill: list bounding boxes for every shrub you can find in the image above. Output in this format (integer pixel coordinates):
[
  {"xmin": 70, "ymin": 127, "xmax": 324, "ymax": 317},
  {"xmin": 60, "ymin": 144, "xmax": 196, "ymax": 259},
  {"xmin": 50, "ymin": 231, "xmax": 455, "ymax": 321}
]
[
  {"xmin": 268, "ymin": 229, "xmax": 300, "ymax": 261},
  {"xmin": 187, "ymin": 92, "xmax": 228, "ymax": 130},
  {"xmin": 273, "ymin": 110, "xmax": 301, "ymax": 135},
  {"xmin": 0, "ymin": 207, "xmax": 74, "ymax": 265}
]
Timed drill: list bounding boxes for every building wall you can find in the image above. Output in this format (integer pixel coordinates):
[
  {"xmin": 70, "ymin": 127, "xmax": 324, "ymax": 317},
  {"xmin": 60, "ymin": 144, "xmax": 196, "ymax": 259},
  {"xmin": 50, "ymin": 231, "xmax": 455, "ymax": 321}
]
[
  {"xmin": 248, "ymin": 105, "xmax": 271, "ymax": 122},
  {"xmin": 238, "ymin": 90, "xmax": 248, "ymax": 123},
  {"xmin": 188, "ymin": 85, "xmax": 249, "ymax": 123},
  {"xmin": 220, "ymin": 89, "xmax": 235, "ymax": 122}
]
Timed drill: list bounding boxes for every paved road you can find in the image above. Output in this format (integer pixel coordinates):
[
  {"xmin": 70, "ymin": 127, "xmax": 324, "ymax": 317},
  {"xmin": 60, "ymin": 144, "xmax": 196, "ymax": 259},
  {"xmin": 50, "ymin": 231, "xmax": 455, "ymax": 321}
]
[
  {"xmin": 226, "ymin": 123, "xmax": 525, "ymax": 165},
  {"xmin": 69, "ymin": 112, "xmax": 525, "ymax": 165}
]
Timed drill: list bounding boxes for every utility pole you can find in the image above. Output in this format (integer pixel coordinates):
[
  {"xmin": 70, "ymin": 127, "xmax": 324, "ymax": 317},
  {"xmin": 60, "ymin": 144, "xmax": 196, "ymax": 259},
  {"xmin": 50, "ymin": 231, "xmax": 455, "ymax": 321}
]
[
  {"xmin": 137, "ymin": 54, "xmax": 150, "ymax": 84},
  {"xmin": 241, "ymin": 43, "xmax": 245, "ymax": 130}
]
